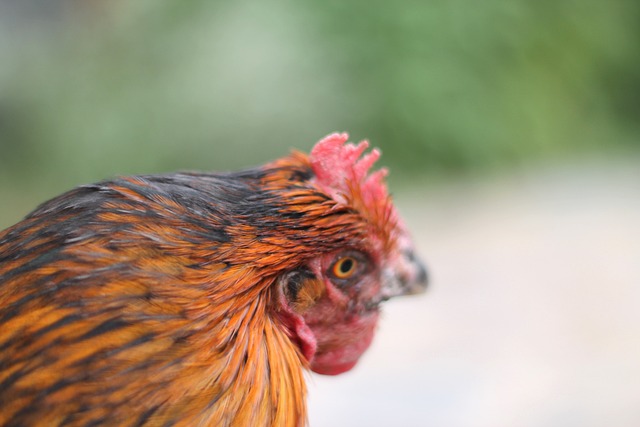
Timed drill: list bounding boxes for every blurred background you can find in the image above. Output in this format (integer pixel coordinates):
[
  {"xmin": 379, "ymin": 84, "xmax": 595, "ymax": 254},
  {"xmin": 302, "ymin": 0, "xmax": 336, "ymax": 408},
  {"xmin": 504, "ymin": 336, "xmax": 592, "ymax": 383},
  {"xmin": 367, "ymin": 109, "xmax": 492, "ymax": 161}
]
[{"xmin": 0, "ymin": 1, "xmax": 638, "ymax": 426}]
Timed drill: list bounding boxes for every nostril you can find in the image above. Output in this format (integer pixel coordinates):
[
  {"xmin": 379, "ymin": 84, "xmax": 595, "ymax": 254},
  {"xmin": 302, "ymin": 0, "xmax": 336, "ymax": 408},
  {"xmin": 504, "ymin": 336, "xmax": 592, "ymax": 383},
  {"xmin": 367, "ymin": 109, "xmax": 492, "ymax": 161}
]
[
  {"xmin": 416, "ymin": 261, "xmax": 428, "ymax": 286},
  {"xmin": 403, "ymin": 250, "xmax": 428, "ymax": 287},
  {"xmin": 403, "ymin": 249, "xmax": 417, "ymax": 262}
]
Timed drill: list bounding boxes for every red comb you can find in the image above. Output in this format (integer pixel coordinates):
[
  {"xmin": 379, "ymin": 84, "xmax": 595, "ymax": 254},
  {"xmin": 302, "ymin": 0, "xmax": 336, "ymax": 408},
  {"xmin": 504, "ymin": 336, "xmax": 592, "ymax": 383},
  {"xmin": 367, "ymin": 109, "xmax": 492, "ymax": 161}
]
[{"xmin": 309, "ymin": 133, "xmax": 396, "ymax": 237}]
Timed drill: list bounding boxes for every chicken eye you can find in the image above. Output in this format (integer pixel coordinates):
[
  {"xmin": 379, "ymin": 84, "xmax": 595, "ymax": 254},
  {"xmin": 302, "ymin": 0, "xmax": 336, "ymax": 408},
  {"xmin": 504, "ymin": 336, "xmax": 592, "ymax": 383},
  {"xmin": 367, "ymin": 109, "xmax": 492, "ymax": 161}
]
[{"xmin": 332, "ymin": 256, "xmax": 358, "ymax": 279}]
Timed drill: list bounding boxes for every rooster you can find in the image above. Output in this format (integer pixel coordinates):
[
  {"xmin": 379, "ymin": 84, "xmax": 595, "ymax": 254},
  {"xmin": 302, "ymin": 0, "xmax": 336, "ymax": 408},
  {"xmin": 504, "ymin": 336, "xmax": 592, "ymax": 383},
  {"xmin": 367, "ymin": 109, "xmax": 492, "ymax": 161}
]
[{"xmin": 0, "ymin": 133, "xmax": 427, "ymax": 426}]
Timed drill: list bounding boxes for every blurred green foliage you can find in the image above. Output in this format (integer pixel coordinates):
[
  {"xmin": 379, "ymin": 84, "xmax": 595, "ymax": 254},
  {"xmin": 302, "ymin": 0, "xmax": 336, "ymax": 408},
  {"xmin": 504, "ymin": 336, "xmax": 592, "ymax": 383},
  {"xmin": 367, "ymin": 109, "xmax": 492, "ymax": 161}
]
[{"xmin": 0, "ymin": 0, "xmax": 638, "ymax": 227}]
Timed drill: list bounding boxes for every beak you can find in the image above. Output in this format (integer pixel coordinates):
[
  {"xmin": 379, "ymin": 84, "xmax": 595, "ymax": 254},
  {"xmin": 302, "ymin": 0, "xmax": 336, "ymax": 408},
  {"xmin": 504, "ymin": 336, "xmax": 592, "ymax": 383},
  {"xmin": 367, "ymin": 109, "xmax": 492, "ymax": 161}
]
[{"xmin": 381, "ymin": 249, "xmax": 429, "ymax": 299}]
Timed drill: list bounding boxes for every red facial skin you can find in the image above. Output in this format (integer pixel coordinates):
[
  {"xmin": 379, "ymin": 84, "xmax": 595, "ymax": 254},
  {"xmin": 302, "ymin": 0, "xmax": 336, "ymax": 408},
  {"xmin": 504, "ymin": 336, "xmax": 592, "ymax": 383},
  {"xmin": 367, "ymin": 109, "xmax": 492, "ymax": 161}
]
[
  {"xmin": 307, "ymin": 306, "xmax": 379, "ymax": 375},
  {"xmin": 278, "ymin": 250, "xmax": 384, "ymax": 376},
  {"xmin": 288, "ymin": 233, "xmax": 426, "ymax": 375},
  {"xmin": 308, "ymin": 253, "xmax": 380, "ymax": 375}
]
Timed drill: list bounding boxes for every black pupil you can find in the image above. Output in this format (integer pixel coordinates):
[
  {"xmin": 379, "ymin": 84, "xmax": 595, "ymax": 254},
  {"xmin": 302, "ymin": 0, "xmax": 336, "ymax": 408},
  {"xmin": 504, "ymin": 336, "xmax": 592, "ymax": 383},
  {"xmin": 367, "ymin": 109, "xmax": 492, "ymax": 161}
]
[{"xmin": 340, "ymin": 258, "xmax": 354, "ymax": 274}]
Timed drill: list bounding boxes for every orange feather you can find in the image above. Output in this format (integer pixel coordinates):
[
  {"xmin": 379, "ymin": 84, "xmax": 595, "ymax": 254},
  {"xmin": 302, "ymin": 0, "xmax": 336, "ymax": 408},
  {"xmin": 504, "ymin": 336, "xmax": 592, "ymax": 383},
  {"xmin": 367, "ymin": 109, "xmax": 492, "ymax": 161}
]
[{"xmin": 0, "ymin": 134, "xmax": 427, "ymax": 425}]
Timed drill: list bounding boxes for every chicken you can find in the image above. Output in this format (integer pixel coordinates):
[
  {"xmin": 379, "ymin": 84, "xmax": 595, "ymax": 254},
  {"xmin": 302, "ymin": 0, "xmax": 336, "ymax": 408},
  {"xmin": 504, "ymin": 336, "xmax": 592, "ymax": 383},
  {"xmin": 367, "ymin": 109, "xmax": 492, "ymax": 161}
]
[{"xmin": 0, "ymin": 133, "xmax": 427, "ymax": 426}]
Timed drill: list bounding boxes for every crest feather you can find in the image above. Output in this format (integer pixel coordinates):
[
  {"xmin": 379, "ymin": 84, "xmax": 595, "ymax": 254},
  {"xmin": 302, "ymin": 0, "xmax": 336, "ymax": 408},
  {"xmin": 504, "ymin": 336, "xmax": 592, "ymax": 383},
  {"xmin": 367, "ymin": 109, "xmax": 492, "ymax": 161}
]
[
  {"xmin": 310, "ymin": 133, "xmax": 387, "ymax": 204},
  {"xmin": 309, "ymin": 133, "xmax": 399, "ymax": 249}
]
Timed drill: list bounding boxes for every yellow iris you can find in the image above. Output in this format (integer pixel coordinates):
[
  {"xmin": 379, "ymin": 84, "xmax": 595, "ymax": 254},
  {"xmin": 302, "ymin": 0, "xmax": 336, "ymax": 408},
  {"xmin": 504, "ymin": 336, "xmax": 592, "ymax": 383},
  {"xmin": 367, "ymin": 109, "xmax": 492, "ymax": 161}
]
[{"xmin": 332, "ymin": 256, "xmax": 358, "ymax": 279}]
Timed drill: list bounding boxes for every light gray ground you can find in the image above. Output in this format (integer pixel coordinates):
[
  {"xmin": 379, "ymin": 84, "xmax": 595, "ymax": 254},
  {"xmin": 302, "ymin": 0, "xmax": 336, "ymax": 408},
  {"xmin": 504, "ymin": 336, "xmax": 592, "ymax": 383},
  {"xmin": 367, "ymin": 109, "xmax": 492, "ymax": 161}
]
[{"xmin": 307, "ymin": 157, "xmax": 640, "ymax": 427}]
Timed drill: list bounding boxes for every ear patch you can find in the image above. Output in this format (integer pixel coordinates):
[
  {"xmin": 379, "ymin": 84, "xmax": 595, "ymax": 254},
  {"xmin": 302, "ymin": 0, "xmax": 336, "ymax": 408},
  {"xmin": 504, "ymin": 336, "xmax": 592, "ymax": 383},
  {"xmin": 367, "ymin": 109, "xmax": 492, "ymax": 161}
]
[{"xmin": 280, "ymin": 268, "xmax": 325, "ymax": 314}]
